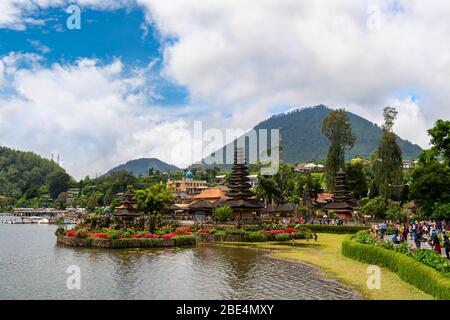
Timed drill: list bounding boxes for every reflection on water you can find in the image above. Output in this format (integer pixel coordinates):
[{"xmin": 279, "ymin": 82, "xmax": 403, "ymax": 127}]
[{"xmin": 0, "ymin": 218, "xmax": 362, "ymax": 300}]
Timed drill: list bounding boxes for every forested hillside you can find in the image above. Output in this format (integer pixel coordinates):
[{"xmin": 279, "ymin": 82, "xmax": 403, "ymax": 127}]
[{"xmin": 0, "ymin": 146, "xmax": 69, "ymax": 209}]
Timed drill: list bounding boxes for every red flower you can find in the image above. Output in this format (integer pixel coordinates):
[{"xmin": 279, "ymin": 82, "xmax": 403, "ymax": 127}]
[
  {"xmin": 260, "ymin": 229, "xmax": 284, "ymax": 235},
  {"xmin": 131, "ymin": 234, "xmax": 142, "ymax": 238},
  {"xmin": 175, "ymin": 227, "xmax": 192, "ymax": 234},
  {"xmin": 162, "ymin": 233, "xmax": 173, "ymax": 239},
  {"xmin": 65, "ymin": 230, "xmax": 77, "ymax": 237},
  {"xmin": 283, "ymin": 228, "xmax": 297, "ymax": 233},
  {"xmin": 89, "ymin": 233, "xmax": 108, "ymax": 239},
  {"xmin": 198, "ymin": 229, "xmax": 211, "ymax": 233}
]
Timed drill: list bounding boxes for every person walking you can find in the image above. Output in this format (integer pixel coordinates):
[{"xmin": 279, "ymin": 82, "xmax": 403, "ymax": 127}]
[
  {"xmin": 431, "ymin": 229, "xmax": 441, "ymax": 255},
  {"xmin": 443, "ymin": 231, "xmax": 450, "ymax": 260},
  {"xmin": 413, "ymin": 227, "xmax": 421, "ymax": 249},
  {"xmin": 380, "ymin": 221, "xmax": 387, "ymax": 240}
]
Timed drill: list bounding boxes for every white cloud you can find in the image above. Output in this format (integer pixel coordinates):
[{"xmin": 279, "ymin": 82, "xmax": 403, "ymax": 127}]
[
  {"xmin": 2, "ymin": 0, "xmax": 450, "ymax": 180},
  {"xmin": 138, "ymin": 0, "xmax": 450, "ymax": 145},
  {"xmin": 0, "ymin": 60, "xmax": 4, "ymax": 85},
  {"xmin": 0, "ymin": 54, "xmax": 194, "ymax": 179},
  {"xmin": 0, "ymin": 0, "xmax": 135, "ymax": 29}
]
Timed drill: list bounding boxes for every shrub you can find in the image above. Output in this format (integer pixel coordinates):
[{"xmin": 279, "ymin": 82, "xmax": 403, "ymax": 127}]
[
  {"xmin": 294, "ymin": 231, "xmax": 313, "ymax": 240},
  {"xmin": 243, "ymin": 232, "xmax": 268, "ymax": 242},
  {"xmin": 410, "ymin": 249, "xmax": 450, "ymax": 274},
  {"xmin": 224, "ymin": 228, "xmax": 247, "ymax": 235},
  {"xmin": 174, "ymin": 235, "xmax": 196, "ymax": 246},
  {"xmin": 107, "ymin": 230, "xmax": 123, "ymax": 240},
  {"xmin": 214, "ymin": 205, "xmax": 232, "ymax": 222},
  {"xmin": 342, "ymin": 235, "xmax": 450, "ymax": 299},
  {"xmin": 55, "ymin": 226, "xmax": 65, "ymax": 236},
  {"xmin": 243, "ymin": 225, "xmax": 261, "ymax": 232},
  {"xmin": 76, "ymin": 228, "xmax": 89, "ymax": 239},
  {"xmin": 275, "ymin": 233, "xmax": 293, "ymax": 242},
  {"xmin": 301, "ymin": 224, "xmax": 370, "ymax": 234},
  {"xmin": 353, "ymin": 230, "xmax": 450, "ymax": 275},
  {"xmin": 210, "ymin": 230, "xmax": 226, "ymax": 236}
]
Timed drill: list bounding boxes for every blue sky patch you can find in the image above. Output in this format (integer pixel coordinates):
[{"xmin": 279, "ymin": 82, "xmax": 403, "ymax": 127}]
[{"xmin": 0, "ymin": 6, "xmax": 189, "ymax": 106}]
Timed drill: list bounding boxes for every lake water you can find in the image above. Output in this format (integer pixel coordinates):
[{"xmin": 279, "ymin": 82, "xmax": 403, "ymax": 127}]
[{"xmin": 0, "ymin": 216, "xmax": 362, "ymax": 300}]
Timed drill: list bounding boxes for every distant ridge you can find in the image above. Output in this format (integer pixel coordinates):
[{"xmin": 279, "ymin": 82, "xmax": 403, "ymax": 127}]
[
  {"xmin": 201, "ymin": 105, "xmax": 422, "ymax": 166},
  {"xmin": 105, "ymin": 158, "xmax": 181, "ymax": 176}
]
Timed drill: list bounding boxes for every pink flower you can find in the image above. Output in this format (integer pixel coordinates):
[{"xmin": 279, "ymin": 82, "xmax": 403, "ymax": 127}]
[
  {"xmin": 162, "ymin": 233, "xmax": 173, "ymax": 239},
  {"xmin": 143, "ymin": 233, "xmax": 158, "ymax": 238}
]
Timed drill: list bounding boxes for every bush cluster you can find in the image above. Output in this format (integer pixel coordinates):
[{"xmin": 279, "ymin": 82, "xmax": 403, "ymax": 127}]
[{"xmin": 342, "ymin": 234, "xmax": 450, "ymax": 299}]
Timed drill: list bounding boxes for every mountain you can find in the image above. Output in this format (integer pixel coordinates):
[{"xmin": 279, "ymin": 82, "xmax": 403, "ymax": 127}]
[
  {"xmin": 105, "ymin": 158, "xmax": 181, "ymax": 176},
  {"xmin": 0, "ymin": 146, "xmax": 67, "ymax": 200},
  {"xmin": 201, "ymin": 105, "xmax": 422, "ymax": 166}
]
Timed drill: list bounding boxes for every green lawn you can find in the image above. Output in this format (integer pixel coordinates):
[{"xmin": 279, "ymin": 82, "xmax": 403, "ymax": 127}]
[{"xmin": 218, "ymin": 233, "xmax": 433, "ymax": 300}]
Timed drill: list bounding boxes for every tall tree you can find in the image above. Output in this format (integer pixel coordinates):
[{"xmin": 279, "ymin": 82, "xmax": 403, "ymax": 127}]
[
  {"xmin": 86, "ymin": 191, "xmax": 99, "ymax": 212},
  {"xmin": 345, "ymin": 159, "xmax": 368, "ymax": 199},
  {"xmin": 409, "ymin": 119, "xmax": 450, "ymax": 216},
  {"xmin": 103, "ymin": 187, "xmax": 113, "ymax": 206},
  {"xmin": 374, "ymin": 107, "xmax": 403, "ymax": 201},
  {"xmin": 427, "ymin": 119, "xmax": 450, "ymax": 165},
  {"xmin": 47, "ymin": 171, "xmax": 71, "ymax": 200},
  {"xmin": 321, "ymin": 108, "xmax": 356, "ymax": 191}
]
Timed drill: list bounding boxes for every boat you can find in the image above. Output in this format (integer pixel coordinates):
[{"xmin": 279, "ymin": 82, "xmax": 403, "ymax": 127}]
[{"xmin": 38, "ymin": 218, "xmax": 50, "ymax": 224}]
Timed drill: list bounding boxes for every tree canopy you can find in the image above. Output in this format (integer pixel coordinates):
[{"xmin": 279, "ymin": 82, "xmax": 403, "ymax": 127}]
[{"xmin": 321, "ymin": 108, "xmax": 356, "ymax": 191}]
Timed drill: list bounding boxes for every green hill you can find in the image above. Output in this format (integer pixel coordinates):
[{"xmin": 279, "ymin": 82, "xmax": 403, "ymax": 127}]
[
  {"xmin": 105, "ymin": 158, "xmax": 181, "ymax": 176},
  {"xmin": 202, "ymin": 105, "xmax": 422, "ymax": 166},
  {"xmin": 0, "ymin": 146, "xmax": 68, "ymax": 206}
]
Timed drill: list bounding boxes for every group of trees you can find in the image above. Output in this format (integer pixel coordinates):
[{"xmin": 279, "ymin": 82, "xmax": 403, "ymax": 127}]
[
  {"xmin": 408, "ymin": 120, "xmax": 450, "ymax": 220},
  {"xmin": 255, "ymin": 163, "xmax": 322, "ymax": 206},
  {"xmin": 0, "ymin": 146, "xmax": 72, "ymax": 210},
  {"xmin": 321, "ymin": 107, "xmax": 404, "ymax": 201},
  {"xmin": 320, "ymin": 107, "xmax": 449, "ymax": 221}
]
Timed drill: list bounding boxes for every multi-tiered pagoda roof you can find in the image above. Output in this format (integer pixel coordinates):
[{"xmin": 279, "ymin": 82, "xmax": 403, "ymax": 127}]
[
  {"xmin": 217, "ymin": 147, "xmax": 263, "ymax": 210},
  {"xmin": 323, "ymin": 169, "xmax": 355, "ymax": 218}
]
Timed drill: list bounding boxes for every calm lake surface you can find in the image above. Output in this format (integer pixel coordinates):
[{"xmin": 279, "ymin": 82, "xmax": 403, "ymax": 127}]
[{"xmin": 0, "ymin": 216, "xmax": 362, "ymax": 300}]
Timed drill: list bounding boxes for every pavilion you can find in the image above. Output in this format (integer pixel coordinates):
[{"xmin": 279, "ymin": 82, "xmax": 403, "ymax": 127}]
[{"xmin": 112, "ymin": 191, "xmax": 142, "ymax": 226}]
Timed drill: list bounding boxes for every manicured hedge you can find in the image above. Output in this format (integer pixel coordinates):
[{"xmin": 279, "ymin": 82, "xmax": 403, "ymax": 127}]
[
  {"xmin": 302, "ymin": 224, "xmax": 370, "ymax": 234},
  {"xmin": 174, "ymin": 235, "xmax": 196, "ymax": 246},
  {"xmin": 342, "ymin": 235, "xmax": 450, "ymax": 299}
]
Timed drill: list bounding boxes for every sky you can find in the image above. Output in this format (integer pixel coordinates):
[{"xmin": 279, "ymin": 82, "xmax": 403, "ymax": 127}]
[{"xmin": 0, "ymin": 0, "xmax": 449, "ymax": 179}]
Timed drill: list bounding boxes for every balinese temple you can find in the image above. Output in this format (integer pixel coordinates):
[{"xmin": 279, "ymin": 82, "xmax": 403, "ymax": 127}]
[
  {"xmin": 323, "ymin": 169, "xmax": 355, "ymax": 219},
  {"xmin": 112, "ymin": 191, "xmax": 142, "ymax": 226},
  {"xmin": 217, "ymin": 147, "xmax": 264, "ymax": 223}
]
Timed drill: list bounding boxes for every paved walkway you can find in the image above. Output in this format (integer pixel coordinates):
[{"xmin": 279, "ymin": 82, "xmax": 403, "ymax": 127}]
[{"xmin": 384, "ymin": 235, "xmax": 448, "ymax": 258}]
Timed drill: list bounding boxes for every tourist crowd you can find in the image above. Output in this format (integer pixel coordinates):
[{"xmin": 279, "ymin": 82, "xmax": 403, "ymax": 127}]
[{"xmin": 371, "ymin": 220, "xmax": 450, "ymax": 259}]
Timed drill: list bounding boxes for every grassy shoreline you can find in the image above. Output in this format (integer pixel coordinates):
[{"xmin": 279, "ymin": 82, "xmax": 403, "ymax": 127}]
[{"xmin": 215, "ymin": 233, "xmax": 433, "ymax": 300}]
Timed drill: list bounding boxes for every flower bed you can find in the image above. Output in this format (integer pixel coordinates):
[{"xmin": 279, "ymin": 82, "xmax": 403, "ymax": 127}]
[
  {"xmin": 57, "ymin": 234, "xmax": 196, "ymax": 249},
  {"xmin": 59, "ymin": 225, "xmax": 315, "ymax": 247},
  {"xmin": 342, "ymin": 232, "xmax": 450, "ymax": 299},
  {"xmin": 196, "ymin": 226, "xmax": 314, "ymax": 242}
]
